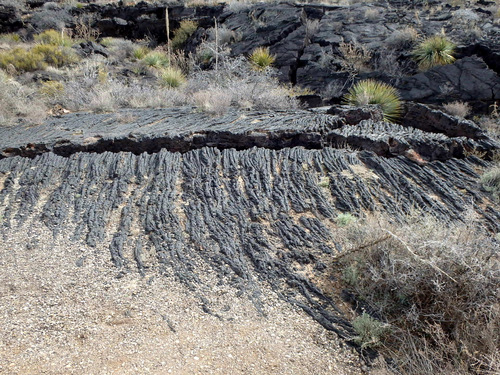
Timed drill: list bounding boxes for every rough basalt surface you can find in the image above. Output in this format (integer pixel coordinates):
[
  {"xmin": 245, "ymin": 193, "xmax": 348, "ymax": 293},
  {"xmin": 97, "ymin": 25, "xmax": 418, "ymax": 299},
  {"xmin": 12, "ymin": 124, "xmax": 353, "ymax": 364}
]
[
  {"xmin": 0, "ymin": 107, "xmax": 499, "ymax": 342},
  {"xmin": 0, "ymin": 107, "xmax": 497, "ymax": 161}
]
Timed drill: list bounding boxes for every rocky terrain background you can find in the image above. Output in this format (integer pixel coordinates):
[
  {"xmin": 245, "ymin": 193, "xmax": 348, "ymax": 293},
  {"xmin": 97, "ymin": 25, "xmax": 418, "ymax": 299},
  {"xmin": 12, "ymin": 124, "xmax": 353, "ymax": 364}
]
[{"xmin": 0, "ymin": 0, "xmax": 499, "ymax": 374}]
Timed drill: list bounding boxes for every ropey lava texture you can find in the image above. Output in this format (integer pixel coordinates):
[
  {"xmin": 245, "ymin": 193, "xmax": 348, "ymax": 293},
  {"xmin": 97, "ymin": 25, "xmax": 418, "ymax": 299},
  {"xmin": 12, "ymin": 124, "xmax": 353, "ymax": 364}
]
[{"xmin": 0, "ymin": 107, "xmax": 498, "ymax": 339}]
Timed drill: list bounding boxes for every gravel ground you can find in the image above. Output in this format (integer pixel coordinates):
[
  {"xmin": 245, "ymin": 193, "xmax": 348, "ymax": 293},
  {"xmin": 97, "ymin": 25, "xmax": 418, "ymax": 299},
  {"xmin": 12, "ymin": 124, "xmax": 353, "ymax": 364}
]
[{"xmin": 0, "ymin": 218, "xmax": 366, "ymax": 375}]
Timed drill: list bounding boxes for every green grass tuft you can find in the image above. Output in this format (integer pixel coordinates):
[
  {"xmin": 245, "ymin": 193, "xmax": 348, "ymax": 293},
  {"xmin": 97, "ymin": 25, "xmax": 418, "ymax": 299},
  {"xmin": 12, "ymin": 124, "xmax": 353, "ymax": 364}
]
[
  {"xmin": 343, "ymin": 79, "xmax": 401, "ymax": 122},
  {"xmin": 412, "ymin": 35, "xmax": 456, "ymax": 70},
  {"xmin": 335, "ymin": 213, "xmax": 357, "ymax": 227},
  {"xmin": 132, "ymin": 46, "xmax": 151, "ymax": 60},
  {"xmin": 142, "ymin": 51, "xmax": 169, "ymax": 69}
]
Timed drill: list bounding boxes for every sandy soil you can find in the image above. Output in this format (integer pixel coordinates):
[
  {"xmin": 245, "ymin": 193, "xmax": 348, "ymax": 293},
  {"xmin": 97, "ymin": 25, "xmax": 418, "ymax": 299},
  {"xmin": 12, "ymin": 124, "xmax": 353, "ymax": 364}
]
[{"xmin": 0, "ymin": 220, "xmax": 365, "ymax": 375}]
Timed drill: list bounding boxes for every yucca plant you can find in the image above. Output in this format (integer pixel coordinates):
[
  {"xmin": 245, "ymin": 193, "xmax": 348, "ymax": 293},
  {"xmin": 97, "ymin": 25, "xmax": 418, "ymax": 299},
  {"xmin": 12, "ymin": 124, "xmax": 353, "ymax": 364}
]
[
  {"xmin": 159, "ymin": 66, "xmax": 186, "ymax": 88},
  {"xmin": 132, "ymin": 46, "xmax": 151, "ymax": 60},
  {"xmin": 343, "ymin": 79, "xmax": 401, "ymax": 122},
  {"xmin": 142, "ymin": 51, "xmax": 170, "ymax": 69},
  {"xmin": 249, "ymin": 46, "xmax": 276, "ymax": 70},
  {"xmin": 412, "ymin": 35, "xmax": 456, "ymax": 70}
]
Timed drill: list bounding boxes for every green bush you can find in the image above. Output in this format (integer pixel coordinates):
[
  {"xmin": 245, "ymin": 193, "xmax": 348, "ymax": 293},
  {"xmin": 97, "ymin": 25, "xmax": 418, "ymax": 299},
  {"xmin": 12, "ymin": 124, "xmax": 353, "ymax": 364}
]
[
  {"xmin": 171, "ymin": 20, "xmax": 198, "ymax": 50},
  {"xmin": 38, "ymin": 80, "xmax": 64, "ymax": 98},
  {"xmin": 142, "ymin": 51, "xmax": 169, "ymax": 69},
  {"xmin": 159, "ymin": 66, "xmax": 186, "ymax": 88},
  {"xmin": 0, "ymin": 33, "xmax": 22, "ymax": 43},
  {"xmin": 343, "ymin": 79, "xmax": 401, "ymax": 122},
  {"xmin": 249, "ymin": 46, "xmax": 275, "ymax": 70},
  {"xmin": 412, "ymin": 35, "xmax": 455, "ymax": 70},
  {"xmin": 352, "ymin": 313, "xmax": 389, "ymax": 349},
  {"xmin": 336, "ymin": 215, "xmax": 500, "ymax": 374},
  {"xmin": 34, "ymin": 29, "xmax": 72, "ymax": 46},
  {"xmin": 32, "ymin": 44, "xmax": 79, "ymax": 68},
  {"xmin": 0, "ymin": 47, "xmax": 46, "ymax": 72},
  {"xmin": 335, "ymin": 213, "xmax": 356, "ymax": 226}
]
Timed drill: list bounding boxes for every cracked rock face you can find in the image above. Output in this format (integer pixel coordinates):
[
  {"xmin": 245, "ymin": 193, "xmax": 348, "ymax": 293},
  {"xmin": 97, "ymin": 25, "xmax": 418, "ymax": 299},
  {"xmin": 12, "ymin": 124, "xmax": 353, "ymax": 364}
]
[{"xmin": 0, "ymin": 107, "xmax": 498, "ymax": 342}]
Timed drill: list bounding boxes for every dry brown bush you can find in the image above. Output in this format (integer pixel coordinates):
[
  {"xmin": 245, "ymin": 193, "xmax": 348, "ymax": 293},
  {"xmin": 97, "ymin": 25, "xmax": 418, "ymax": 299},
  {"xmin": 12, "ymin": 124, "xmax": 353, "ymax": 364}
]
[
  {"xmin": 0, "ymin": 71, "xmax": 47, "ymax": 126},
  {"xmin": 338, "ymin": 41, "xmax": 372, "ymax": 74},
  {"xmin": 443, "ymin": 101, "xmax": 471, "ymax": 119},
  {"xmin": 334, "ymin": 212, "xmax": 500, "ymax": 374}
]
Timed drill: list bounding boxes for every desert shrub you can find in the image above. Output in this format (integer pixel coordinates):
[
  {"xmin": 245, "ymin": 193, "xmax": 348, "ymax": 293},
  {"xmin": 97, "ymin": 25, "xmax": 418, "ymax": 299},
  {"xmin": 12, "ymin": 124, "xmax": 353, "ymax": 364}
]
[
  {"xmin": 386, "ymin": 26, "xmax": 419, "ymax": 49},
  {"xmin": 29, "ymin": 6, "xmax": 73, "ymax": 31},
  {"xmin": 193, "ymin": 89, "xmax": 232, "ymax": 116},
  {"xmin": 364, "ymin": 8, "xmax": 380, "ymax": 22},
  {"xmin": 412, "ymin": 35, "xmax": 456, "ymax": 70},
  {"xmin": 186, "ymin": 56, "xmax": 298, "ymax": 112},
  {"xmin": 171, "ymin": 20, "xmax": 198, "ymax": 50},
  {"xmin": 343, "ymin": 79, "xmax": 401, "ymax": 122},
  {"xmin": 206, "ymin": 25, "xmax": 238, "ymax": 46},
  {"xmin": 336, "ymin": 214, "xmax": 500, "ymax": 374},
  {"xmin": 100, "ymin": 38, "xmax": 137, "ymax": 61},
  {"xmin": 32, "ymin": 44, "xmax": 79, "ymax": 68},
  {"xmin": 0, "ymin": 33, "xmax": 22, "ymax": 44},
  {"xmin": 249, "ymin": 46, "xmax": 275, "ymax": 71},
  {"xmin": 0, "ymin": 47, "xmax": 46, "ymax": 72},
  {"xmin": 74, "ymin": 17, "xmax": 100, "ymax": 42},
  {"xmin": 335, "ymin": 213, "xmax": 356, "ymax": 226},
  {"xmin": 0, "ymin": 71, "xmax": 47, "ymax": 125},
  {"xmin": 481, "ymin": 164, "xmax": 500, "ymax": 201},
  {"xmin": 352, "ymin": 313, "xmax": 389, "ymax": 349},
  {"xmin": 443, "ymin": 101, "xmax": 471, "ymax": 119},
  {"xmin": 142, "ymin": 51, "xmax": 169, "ymax": 68},
  {"xmin": 159, "ymin": 66, "xmax": 185, "ymax": 88},
  {"xmin": 38, "ymin": 80, "xmax": 64, "ymax": 97},
  {"xmin": 34, "ymin": 29, "xmax": 72, "ymax": 46},
  {"xmin": 338, "ymin": 41, "xmax": 372, "ymax": 74},
  {"xmin": 59, "ymin": 76, "xmax": 187, "ymax": 113}
]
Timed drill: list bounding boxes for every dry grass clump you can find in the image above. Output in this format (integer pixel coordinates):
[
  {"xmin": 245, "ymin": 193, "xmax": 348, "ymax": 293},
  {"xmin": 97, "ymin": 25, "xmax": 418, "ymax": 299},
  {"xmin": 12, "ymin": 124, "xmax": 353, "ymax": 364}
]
[
  {"xmin": 186, "ymin": 55, "xmax": 299, "ymax": 114},
  {"xmin": 335, "ymin": 213, "xmax": 500, "ymax": 374},
  {"xmin": 0, "ymin": 71, "xmax": 47, "ymax": 126},
  {"xmin": 443, "ymin": 101, "xmax": 471, "ymax": 119},
  {"xmin": 193, "ymin": 89, "xmax": 233, "ymax": 116},
  {"xmin": 338, "ymin": 41, "xmax": 372, "ymax": 74},
  {"xmin": 386, "ymin": 26, "xmax": 419, "ymax": 49},
  {"xmin": 481, "ymin": 161, "xmax": 500, "ymax": 202}
]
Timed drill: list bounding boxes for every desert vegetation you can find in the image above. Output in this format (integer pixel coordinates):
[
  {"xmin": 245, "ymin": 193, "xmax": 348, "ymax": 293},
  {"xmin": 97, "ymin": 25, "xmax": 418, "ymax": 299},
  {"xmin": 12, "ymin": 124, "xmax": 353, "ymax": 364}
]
[
  {"xmin": 333, "ymin": 212, "xmax": 500, "ymax": 374},
  {"xmin": 0, "ymin": 1, "xmax": 499, "ymax": 374},
  {"xmin": 343, "ymin": 80, "xmax": 401, "ymax": 122},
  {"xmin": 0, "ymin": 25, "xmax": 299, "ymax": 125},
  {"xmin": 412, "ymin": 34, "xmax": 456, "ymax": 70}
]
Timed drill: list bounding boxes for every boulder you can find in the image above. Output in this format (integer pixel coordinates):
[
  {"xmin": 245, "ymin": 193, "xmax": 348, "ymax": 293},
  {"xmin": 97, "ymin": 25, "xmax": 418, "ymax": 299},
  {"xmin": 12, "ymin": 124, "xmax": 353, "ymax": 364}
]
[{"xmin": 397, "ymin": 56, "xmax": 500, "ymax": 105}]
